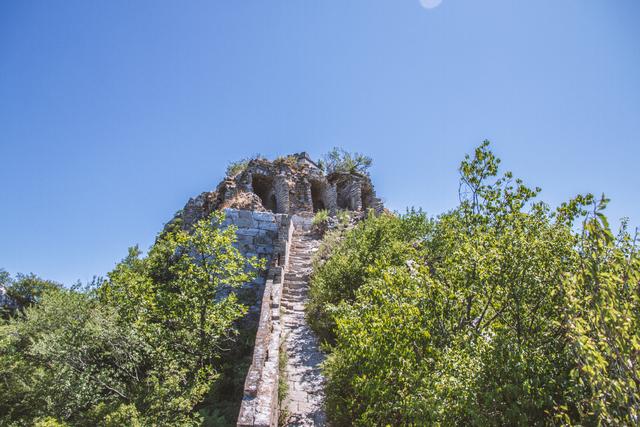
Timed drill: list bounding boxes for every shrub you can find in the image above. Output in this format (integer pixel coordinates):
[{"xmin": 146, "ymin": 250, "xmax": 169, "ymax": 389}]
[
  {"xmin": 336, "ymin": 209, "xmax": 351, "ymax": 227},
  {"xmin": 226, "ymin": 158, "xmax": 249, "ymax": 177},
  {"xmin": 1, "ymin": 211, "xmax": 265, "ymax": 426},
  {"xmin": 319, "ymin": 147, "xmax": 372, "ymax": 175},
  {"xmin": 274, "ymin": 155, "xmax": 298, "ymax": 169},
  {"xmin": 308, "ymin": 210, "xmax": 431, "ymax": 343},
  {"xmin": 315, "ymin": 142, "xmax": 640, "ymax": 425},
  {"xmin": 312, "ymin": 209, "xmax": 329, "ymax": 227}
]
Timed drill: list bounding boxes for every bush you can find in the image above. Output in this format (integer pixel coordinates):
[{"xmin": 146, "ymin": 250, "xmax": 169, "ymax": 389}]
[
  {"xmin": 0, "ymin": 287, "xmax": 150, "ymax": 425},
  {"xmin": 1, "ymin": 273, "xmax": 61, "ymax": 318},
  {"xmin": 311, "ymin": 210, "xmax": 330, "ymax": 235},
  {"xmin": 312, "ymin": 209, "xmax": 329, "ymax": 226},
  {"xmin": 319, "ymin": 147, "xmax": 372, "ymax": 175},
  {"xmin": 274, "ymin": 155, "xmax": 298, "ymax": 169},
  {"xmin": 0, "ymin": 211, "xmax": 265, "ymax": 426},
  {"xmin": 226, "ymin": 158, "xmax": 249, "ymax": 177},
  {"xmin": 336, "ymin": 209, "xmax": 351, "ymax": 226},
  {"xmin": 315, "ymin": 142, "xmax": 640, "ymax": 425},
  {"xmin": 308, "ymin": 209, "xmax": 431, "ymax": 343}
]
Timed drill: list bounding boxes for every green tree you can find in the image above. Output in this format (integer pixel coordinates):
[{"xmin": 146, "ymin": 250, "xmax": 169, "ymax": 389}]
[
  {"xmin": 100, "ymin": 210, "xmax": 264, "ymax": 424},
  {"xmin": 0, "ymin": 287, "xmax": 148, "ymax": 426},
  {"xmin": 307, "ymin": 209, "xmax": 431, "ymax": 342},
  {"xmin": 557, "ymin": 198, "xmax": 640, "ymax": 424},
  {"xmin": 313, "ymin": 142, "xmax": 640, "ymax": 425},
  {"xmin": 1, "ymin": 211, "xmax": 264, "ymax": 426},
  {"xmin": 318, "ymin": 147, "xmax": 372, "ymax": 175},
  {"xmin": 2, "ymin": 273, "xmax": 61, "ymax": 316}
]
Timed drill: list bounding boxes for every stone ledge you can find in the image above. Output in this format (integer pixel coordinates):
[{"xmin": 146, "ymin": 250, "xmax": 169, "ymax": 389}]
[{"xmin": 237, "ymin": 215, "xmax": 296, "ymax": 427}]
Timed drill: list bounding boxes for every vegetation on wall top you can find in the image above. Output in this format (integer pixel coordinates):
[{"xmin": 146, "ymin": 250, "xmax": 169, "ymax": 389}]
[{"xmin": 318, "ymin": 147, "xmax": 372, "ymax": 176}]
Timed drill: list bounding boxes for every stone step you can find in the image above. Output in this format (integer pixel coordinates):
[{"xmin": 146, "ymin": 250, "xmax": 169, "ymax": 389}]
[
  {"xmin": 283, "ymin": 290, "xmax": 308, "ymax": 299},
  {"xmin": 289, "ymin": 266, "xmax": 311, "ymax": 272},
  {"xmin": 282, "ymin": 300, "xmax": 305, "ymax": 307},
  {"xmin": 292, "ymin": 242, "xmax": 319, "ymax": 247},
  {"xmin": 283, "ymin": 290, "xmax": 307, "ymax": 298},
  {"xmin": 289, "ymin": 253, "xmax": 313, "ymax": 258},
  {"xmin": 289, "ymin": 263, "xmax": 312, "ymax": 269},
  {"xmin": 284, "ymin": 280, "xmax": 308, "ymax": 287},
  {"xmin": 286, "ymin": 269, "xmax": 310, "ymax": 275},
  {"xmin": 282, "ymin": 302, "xmax": 305, "ymax": 312},
  {"xmin": 289, "ymin": 267, "xmax": 310, "ymax": 272},
  {"xmin": 280, "ymin": 232, "xmax": 326, "ymax": 426},
  {"xmin": 285, "ymin": 276, "xmax": 308, "ymax": 283},
  {"xmin": 288, "ymin": 273, "xmax": 311, "ymax": 278},
  {"xmin": 283, "ymin": 284, "xmax": 308, "ymax": 291},
  {"xmin": 285, "ymin": 282, "xmax": 308, "ymax": 289},
  {"xmin": 291, "ymin": 244, "xmax": 319, "ymax": 249},
  {"xmin": 288, "ymin": 269, "xmax": 311, "ymax": 275}
]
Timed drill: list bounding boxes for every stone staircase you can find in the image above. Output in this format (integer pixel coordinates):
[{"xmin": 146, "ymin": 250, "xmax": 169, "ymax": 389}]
[{"xmin": 280, "ymin": 228, "xmax": 326, "ymax": 426}]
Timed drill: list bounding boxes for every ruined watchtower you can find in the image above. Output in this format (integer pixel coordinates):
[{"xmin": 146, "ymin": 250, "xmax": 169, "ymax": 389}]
[{"xmin": 177, "ymin": 152, "xmax": 383, "ymax": 227}]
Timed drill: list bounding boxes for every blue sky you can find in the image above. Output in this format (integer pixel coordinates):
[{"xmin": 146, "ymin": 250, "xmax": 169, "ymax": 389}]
[{"xmin": 1, "ymin": 0, "xmax": 639, "ymax": 285}]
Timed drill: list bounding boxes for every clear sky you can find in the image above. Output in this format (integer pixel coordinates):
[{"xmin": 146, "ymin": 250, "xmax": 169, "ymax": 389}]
[{"xmin": 1, "ymin": 1, "xmax": 639, "ymax": 285}]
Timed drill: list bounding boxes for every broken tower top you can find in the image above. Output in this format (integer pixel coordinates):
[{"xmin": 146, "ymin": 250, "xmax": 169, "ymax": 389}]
[{"xmin": 177, "ymin": 152, "xmax": 384, "ymax": 228}]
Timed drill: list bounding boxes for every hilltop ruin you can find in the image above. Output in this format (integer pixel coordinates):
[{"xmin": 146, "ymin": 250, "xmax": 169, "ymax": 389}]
[
  {"xmin": 166, "ymin": 152, "xmax": 384, "ymax": 426},
  {"xmin": 175, "ymin": 152, "xmax": 383, "ymax": 228}
]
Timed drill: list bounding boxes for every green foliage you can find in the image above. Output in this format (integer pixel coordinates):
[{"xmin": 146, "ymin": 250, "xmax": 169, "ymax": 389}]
[
  {"xmin": 274, "ymin": 155, "xmax": 298, "ymax": 169},
  {"xmin": 0, "ymin": 287, "xmax": 149, "ymax": 425},
  {"xmin": 308, "ymin": 210, "xmax": 432, "ymax": 343},
  {"xmin": 0, "ymin": 211, "xmax": 264, "ymax": 426},
  {"xmin": 100, "ymin": 210, "xmax": 264, "ymax": 424},
  {"xmin": 312, "ymin": 209, "xmax": 329, "ymax": 227},
  {"xmin": 312, "ymin": 142, "xmax": 640, "ymax": 425},
  {"xmin": 34, "ymin": 417, "xmax": 69, "ymax": 427},
  {"xmin": 319, "ymin": 147, "xmax": 372, "ymax": 175},
  {"xmin": 336, "ymin": 209, "xmax": 351, "ymax": 226},
  {"xmin": 278, "ymin": 338, "xmax": 289, "ymax": 405},
  {"xmin": 226, "ymin": 158, "xmax": 249, "ymax": 178},
  {"xmin": 557, "ymin": 201, "xmax": 640, "ymax": 425},
  {"xmin": 0, "ymin": 269, "xmax": 9, "ymax": 287},
  {"xmin": 1, "ymin": 273, "xmax": 61, "ymax": 317}
]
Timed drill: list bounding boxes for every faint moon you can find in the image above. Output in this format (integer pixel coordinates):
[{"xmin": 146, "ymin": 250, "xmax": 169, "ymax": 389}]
[{"xmin": 420, "ymin": 0, "xmax": 442, "ymax": 9}]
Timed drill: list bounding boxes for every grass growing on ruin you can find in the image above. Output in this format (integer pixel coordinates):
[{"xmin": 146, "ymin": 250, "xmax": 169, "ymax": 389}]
[
  {"xmin": 318, "ymin": 147, "xmax": 372, "ymax": 175},
  {"xmin": 312, "ymin": 209, "xmax": 329, "ymax": 227},
  {"xmin": 278, "ymin": 334, "xmax": 290, "ymax": 426},
  {"xmin": 274, "ymin": 155, "xmax": 298, "ymax": 170},
  {"xmin": 226, "ymin": 158, "xmax": 250, "ymax": 177}
]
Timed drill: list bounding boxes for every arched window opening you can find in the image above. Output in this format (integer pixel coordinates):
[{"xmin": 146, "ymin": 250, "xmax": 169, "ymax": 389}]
[
  {"xmin": 310, "ymin": 180, "xmax": 327, "ymax": 212},
  {"xmin": 252, "ymin": 174, "xmax": 277, "ymax": 212},
  {"xmin": 335, "ymin": 180, "xmax": 351, "ymax": 210}
]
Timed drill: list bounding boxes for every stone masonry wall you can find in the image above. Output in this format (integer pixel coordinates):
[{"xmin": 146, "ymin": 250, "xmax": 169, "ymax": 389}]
[
  {"xmin": 237, "ymin": 215, "xmax": 299, "ymax": 427},
  {"xmin": 220, "ymin": 209, "xmax": 290, "ymax": 317}
]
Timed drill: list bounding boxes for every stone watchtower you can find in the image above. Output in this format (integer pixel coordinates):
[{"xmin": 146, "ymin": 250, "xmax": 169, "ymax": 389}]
[{"xmin": 177, "ymin": 152, "xmax": 383, "ymax": 227}]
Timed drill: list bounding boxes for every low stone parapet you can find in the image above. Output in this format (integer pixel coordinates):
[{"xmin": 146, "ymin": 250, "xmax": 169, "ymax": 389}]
[{"xmin": 237, "ymin": 214, "xmax": 296, "ymax": 427}]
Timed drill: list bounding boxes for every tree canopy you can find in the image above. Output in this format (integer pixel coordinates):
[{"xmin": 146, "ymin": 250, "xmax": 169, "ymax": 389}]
[
  {"xmin": 0, "ymin": 211, "xmax": 264, "ymax": 426},
  {"xmin": 310, "ymin": 141, "xmax": 640, "ymax": 425}
]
